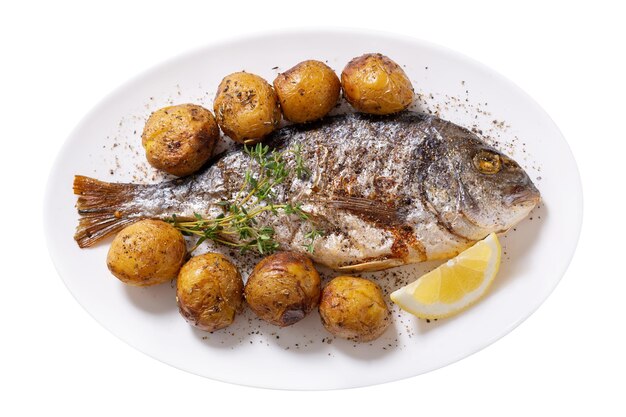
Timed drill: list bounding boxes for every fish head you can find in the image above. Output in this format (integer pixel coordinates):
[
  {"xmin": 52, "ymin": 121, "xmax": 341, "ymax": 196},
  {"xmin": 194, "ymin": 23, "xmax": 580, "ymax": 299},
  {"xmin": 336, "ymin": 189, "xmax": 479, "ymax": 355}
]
[
  {"xmin": 420, "ymin": 125, "xmax": 540, "ymax": 240},
  {"xmin": 459, "ymin": 140, "xmax": 540, "ymax": 233}
]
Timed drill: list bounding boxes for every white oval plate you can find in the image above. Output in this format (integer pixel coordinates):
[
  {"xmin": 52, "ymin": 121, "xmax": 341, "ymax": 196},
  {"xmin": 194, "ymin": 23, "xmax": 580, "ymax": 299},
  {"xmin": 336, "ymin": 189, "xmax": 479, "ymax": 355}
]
[{"xmin": 45, "ymin": 29, "xmax": 582, "ymax": 390}]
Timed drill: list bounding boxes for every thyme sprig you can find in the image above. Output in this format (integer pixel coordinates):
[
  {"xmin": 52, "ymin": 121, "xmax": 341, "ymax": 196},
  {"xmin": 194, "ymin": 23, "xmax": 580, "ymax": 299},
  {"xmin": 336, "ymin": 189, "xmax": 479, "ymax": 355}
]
[
  {"xmin": 304, "ymin": 225, "xmax": 324, "ymax": 254},
  {"xmin": 167, "ymin": 143, "xmax": 322, "ymax": 255}
]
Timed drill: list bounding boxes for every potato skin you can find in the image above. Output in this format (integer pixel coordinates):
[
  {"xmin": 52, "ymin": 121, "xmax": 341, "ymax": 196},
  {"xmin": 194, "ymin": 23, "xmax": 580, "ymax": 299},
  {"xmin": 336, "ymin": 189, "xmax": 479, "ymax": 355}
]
[
  {"xmin": 273, "ymin": 60, "xmax": 341, "ymax": 123},
  {"xmin": 107, "ymin": 220, "xmax": 187, "ymax": 286},
  {"xmin": 319, "ymin": 276, "xmax": 390, "ymax": 342},
  {"xmin": 244, "ymin": 252, "xmax": 321, "ymax": 327},
  {"xmin": 141, "ymin": 104, "xmax": 219, "ymax": 177},
  {"xmin": 213, "ymin": 72, "xmax": 281, "ymax": 144},
  {"xmin": 176, "ymin": 253, "xmax": 244, "ymax": 332},
  {"xmin": 341, "ymin": 53, "xmax": 414, "ymax": 115}
]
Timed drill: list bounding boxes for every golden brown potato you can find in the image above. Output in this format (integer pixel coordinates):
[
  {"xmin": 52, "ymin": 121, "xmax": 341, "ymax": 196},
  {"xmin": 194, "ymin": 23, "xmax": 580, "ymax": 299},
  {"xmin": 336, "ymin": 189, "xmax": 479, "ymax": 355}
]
[
  {"xmin": 273, "ymin": 60, "xmax": 341, "ymax": 123},
  {"xmin": 176, "ymin": 253, "xmax": 244, "ymax": 332},
  {"xmin": 341, "ymin": 53, "xmax": 414, "ymax": 115},
  {"xmin": 244, "ymin": 252, "xmax": 321, "ymax": 327},
  {"xmin": 107, "ymin": 219, "xmax": 187, "ymax": 286},
  {"xmin": 319, "ymin": 276, "xmax": 390, "ymax": 342},
  {"xmin": 213, "ymin": 72, "xmax": 281, "ymax": 144},
  {"xmin": 141, "ymin": 104, "xmax": 219, "ymax": 177}
]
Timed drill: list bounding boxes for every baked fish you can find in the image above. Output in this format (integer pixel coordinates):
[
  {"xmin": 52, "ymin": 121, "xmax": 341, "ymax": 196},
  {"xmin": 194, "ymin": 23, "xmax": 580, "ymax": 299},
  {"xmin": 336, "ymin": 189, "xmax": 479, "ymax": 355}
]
[{"xmin": 74, "ymin": 112, "xmax": 540, "ymax": 271}]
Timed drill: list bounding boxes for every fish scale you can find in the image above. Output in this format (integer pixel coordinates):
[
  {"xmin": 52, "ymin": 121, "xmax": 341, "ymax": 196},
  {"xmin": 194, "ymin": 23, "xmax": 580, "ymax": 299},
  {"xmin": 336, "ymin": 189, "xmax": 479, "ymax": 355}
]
[{"xmin": 73, "ymin": 111, "xmax": 540, "ymax": 271}]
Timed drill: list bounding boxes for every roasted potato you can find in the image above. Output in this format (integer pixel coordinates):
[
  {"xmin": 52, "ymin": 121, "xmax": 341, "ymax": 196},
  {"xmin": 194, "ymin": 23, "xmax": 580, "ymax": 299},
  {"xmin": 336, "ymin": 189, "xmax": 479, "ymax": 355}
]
[
  {"xmin": 273, "ymin": 60, "xmax": 341, "ymax": 123},
  {"xmin": 107, "ymin": 219, "xmax": 186, "ymax": 286},
  {"xmin": 244, "ymin": 252, "xmax": 321, "ymax": 327},
  {"xmin": 341, "ymin": 53, "xmax": 414, "ymax": 115},
  {"xmin": 213, "ymin": 72, "xmax": 281, "ymax": 144},
  {"xmin": 319, "ymin": 276, "xmax": 390, "ymax": 342},
  {"xmin": 141, "ymin": 104, "xmax": 219, "ymax": 177},
  {"xmin": 176, "ymin": 253, "xmax": 244, "ymax": 332}
]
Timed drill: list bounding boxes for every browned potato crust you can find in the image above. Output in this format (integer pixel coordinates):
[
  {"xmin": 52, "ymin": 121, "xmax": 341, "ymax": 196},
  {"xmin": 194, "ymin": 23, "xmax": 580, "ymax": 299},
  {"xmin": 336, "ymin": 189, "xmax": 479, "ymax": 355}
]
[
  {"xmin": 319, "ymin": 276, "xmax": 390, "ymax": 342},
  {"xmin": 141, "ymin": 104, "xmax": 219, "ymax": 177},
  {"xmin": 213, "ymin": 72, "xmax": 281, "ymax": 144},
  {"xmin": 107, "ymin": 220, "xmax": 187, "ymax": 286},
  {"xmin": 273, "ymin": 60, "xmax": 341, "ymax": 123},
  {"xmin": 244, "ymin": 252, "xmax": 321, "ymax": 327},
  {"xmin": 176, "ymin": 253, "xmax": 244, "ymax": 332},
  {"xmin": 341, "ymin": 53, "xmax": 414, "ymax": 115}
]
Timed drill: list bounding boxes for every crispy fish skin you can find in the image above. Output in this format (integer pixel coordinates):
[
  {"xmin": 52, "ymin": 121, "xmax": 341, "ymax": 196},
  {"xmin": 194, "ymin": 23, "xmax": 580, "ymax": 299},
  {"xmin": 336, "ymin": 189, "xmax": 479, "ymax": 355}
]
[{"xmin": 74, "ymin": 112, "xmax": 540, "ymax": 271}]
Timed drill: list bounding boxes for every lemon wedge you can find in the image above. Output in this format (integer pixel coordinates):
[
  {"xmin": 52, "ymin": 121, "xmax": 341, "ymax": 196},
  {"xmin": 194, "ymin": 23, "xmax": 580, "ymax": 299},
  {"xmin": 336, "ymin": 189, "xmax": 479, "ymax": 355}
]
[{"xmin": 390, "ymin": 233, "xmax": 501, "ymax": 319}]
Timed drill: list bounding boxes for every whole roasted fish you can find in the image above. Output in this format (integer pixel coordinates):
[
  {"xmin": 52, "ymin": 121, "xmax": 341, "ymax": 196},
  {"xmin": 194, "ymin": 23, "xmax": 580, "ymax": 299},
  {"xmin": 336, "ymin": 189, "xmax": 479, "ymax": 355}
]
[{"xmin": 74, "ymin": 112, "xmax": 540, "ymax": 271}]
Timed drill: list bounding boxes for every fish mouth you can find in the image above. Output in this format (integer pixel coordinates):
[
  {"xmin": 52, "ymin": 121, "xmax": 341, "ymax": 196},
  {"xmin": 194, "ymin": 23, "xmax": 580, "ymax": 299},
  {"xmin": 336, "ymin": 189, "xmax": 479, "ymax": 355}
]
[{"xmin": 504, "ymin": 187, "xmax": 541, "ymax": 207}]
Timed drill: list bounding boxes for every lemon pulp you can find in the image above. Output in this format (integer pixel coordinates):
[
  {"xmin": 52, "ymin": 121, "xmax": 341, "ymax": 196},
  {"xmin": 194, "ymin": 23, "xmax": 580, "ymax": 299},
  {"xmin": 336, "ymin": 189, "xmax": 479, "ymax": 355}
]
[{"xmin": 390, "ymin": 233, "xmax": 501, "ymax": 319}]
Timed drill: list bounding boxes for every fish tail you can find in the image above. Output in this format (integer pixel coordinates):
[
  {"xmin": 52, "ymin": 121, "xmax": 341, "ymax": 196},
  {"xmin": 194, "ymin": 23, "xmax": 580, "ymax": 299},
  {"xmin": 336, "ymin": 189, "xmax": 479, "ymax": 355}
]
[{"xmin": 73, "ymin": 175, "xmax": 143, "ymax": 248}]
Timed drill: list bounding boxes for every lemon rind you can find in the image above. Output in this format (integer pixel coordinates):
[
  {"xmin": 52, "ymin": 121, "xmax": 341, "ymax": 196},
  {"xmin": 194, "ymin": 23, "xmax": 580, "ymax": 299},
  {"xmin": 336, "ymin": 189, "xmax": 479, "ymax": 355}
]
[{"xmin": 390, "ymin": 233, "xmax": 501, "ymax": 319}]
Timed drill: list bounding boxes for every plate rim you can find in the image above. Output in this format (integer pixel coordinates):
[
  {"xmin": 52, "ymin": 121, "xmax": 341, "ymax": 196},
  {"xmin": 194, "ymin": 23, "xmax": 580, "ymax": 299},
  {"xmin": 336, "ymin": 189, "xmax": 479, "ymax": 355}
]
[{"xmin": 44, "ymin": 27, "xmax": 584, "ymax": 390}]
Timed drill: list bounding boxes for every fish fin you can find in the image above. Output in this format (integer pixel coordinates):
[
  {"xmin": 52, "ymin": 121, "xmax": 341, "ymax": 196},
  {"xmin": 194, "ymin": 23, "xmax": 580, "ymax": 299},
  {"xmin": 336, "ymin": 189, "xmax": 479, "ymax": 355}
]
[
  {"xmin": 73, "ymin": 175, "xmax": 142, "ymax": 248},
  {"xmin": 325, "ymin": 197, "xmax": 400, "ymax": 223},
  {"xmin": 336, "ymin": 258, "xmax": 405, "ymax": 272}
]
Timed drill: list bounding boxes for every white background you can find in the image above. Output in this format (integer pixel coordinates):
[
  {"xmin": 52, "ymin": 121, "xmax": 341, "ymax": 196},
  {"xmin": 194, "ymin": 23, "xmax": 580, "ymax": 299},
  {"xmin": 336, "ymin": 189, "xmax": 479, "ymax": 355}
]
[{"xmin": 1, "ymin": 0, "xmax": 623, "ymax": 415}]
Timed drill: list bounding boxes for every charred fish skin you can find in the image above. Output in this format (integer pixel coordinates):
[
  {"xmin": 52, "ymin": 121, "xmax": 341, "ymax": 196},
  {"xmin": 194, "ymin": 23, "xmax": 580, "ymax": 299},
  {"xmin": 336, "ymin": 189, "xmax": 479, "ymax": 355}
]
[{"xmin": 74, "ymin": 112, "xmax": 539, "ymax": 271}]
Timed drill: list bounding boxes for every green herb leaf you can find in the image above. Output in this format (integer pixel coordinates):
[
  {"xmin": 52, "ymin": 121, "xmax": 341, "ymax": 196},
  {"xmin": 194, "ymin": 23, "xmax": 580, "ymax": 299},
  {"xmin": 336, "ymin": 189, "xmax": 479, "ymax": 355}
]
[{"xmin": 168, "ymin": 144, "xmax": 318, "ymax": 255}]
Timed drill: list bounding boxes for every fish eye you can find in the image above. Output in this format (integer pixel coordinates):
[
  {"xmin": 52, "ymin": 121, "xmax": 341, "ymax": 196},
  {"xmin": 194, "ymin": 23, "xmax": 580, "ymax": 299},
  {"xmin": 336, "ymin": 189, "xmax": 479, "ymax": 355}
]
[{"xmin": 473, "ymin": 150, "xmax": 501, "ymax": 174}]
